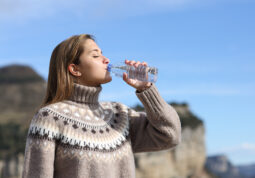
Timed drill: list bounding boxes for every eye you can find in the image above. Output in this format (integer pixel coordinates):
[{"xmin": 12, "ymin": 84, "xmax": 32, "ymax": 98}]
[{"xmin": 93, "ymin": 56, "xmax": 99, "ymax": 58}]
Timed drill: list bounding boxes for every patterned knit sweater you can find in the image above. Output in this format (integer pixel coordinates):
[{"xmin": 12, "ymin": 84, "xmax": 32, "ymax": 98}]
[{"xmin": 22, "ymin": 82, "xmax": 182, "ymax": 178}]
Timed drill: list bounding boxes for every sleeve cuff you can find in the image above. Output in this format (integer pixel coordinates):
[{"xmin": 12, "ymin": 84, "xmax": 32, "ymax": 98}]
[{"xmin": 135, "ymin": 83, "xmax": 165, "ymax": 115}]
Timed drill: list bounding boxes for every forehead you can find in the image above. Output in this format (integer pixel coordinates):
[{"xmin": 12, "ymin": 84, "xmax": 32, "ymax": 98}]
[
  {"xmin": 84, "ymin": 39, "xmax": 99, "ymax": 50},
  {"xmin": 83, "ymin": 39, "xmax": 103, "ymax": 55}
]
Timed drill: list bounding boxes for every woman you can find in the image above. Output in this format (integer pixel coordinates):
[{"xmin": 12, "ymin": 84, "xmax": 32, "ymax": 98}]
[{"xmin": 22, "ymin": 34, "xmax": 182, "ymax": 178}]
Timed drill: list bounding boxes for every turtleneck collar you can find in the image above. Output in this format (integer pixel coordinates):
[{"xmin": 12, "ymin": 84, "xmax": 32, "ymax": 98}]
[{"xmin": 68, "ymin": 83, "xmax": 102, "ymax": 105}]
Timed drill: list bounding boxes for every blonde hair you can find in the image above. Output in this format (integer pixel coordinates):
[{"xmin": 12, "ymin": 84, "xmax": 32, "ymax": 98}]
[{"xmin": 40, "ymin": 34, "xmax": 95, "ymax": 108}]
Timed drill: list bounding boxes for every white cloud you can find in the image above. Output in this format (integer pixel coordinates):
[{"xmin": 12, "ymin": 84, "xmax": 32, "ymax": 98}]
[
  {"xmin": 161, "ymin": 88, "xmax": 241, "ymax": 96},
  {"xmin": 208, "ymin": 142, "xmax": 255, "ymax": 165},
  {"xmin": 157, "ymin": 58, "xmax": 255, "ymax": 75},
  {"xmin": 160, "ymin": 83, "xmax": 255, "ymax": 96},
  {"xmin": 0, "ymin": 0, "xmax": 93, "ymax": 23},
  {"xmin": 0, "ymin": 0, "xmax": 239, "ymax": 23},
  {"xmin": 241, "ymin": 143, "xmax": 255, "ymax": 152},
  {"xmin": 212, "ymin": 142, "xmax": 255, "ymax": 154}
]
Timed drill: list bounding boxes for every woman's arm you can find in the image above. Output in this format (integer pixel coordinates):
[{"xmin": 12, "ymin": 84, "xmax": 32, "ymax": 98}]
[
  {"xmin": 128, "ymin": 83, "xmax": 182, "ymax": 153},
  {"xmin": 22, "ymin": 110, "xmax": 57, "ymax": 178}
]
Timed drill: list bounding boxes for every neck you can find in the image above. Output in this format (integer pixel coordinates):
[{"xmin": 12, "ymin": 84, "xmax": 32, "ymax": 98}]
[{"xmin": 68, "ymin": 82, "xmax": 102, "ymax": 105}]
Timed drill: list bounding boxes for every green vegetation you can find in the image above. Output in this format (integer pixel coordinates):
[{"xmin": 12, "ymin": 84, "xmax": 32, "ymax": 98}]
[
  {"xmin": 131, "ymin": 104, "xmax": 145, "ymax": 111},
  {"xmin": 0, "ymin": 122, "xmax": 28, "ymax": 159},
  {"xmin": 178, "ymin": 110, "xmax": 203, "ymax": 129},
  {"xmin": 170, "ymin": 102, "xmax": 188, "ymax": 107},
  {"xmin": 0, "ymin": 75, "xmax": 44, "ymax": 84}
]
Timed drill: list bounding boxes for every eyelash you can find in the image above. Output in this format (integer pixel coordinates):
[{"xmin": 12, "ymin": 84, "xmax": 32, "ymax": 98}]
[{"xmin": 93, "ymin": 56, "xmax": 99, "ymax": 58}]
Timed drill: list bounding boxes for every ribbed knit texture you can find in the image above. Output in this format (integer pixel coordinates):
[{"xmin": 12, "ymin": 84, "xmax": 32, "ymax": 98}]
[
  {"xmin": 68, "ymin": 83, "xmax": 102, "ymax": 104},
  {"xmin": 22, "ymin": 82, "xmax": 182, "ymax": 178}
]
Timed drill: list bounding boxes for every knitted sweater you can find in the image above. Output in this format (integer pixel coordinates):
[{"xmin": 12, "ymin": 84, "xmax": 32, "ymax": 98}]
[{"xmin": 22, "ymin": 82, "xmax": 181, "ymax": 178}]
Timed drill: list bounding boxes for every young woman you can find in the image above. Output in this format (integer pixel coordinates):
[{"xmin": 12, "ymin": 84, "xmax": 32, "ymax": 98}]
[{"xmin": 22, "ymin": 34, "xmax": 182, "ymax": 178}]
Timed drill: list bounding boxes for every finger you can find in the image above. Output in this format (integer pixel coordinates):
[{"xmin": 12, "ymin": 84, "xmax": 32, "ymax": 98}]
[
  {"xmin": 134, "ymin": 61, "xmax": 141, "ymax": 68},
  {"xmin": 125, "ymin": 59, "xmax": 129, "ymax": 64},
  {"xmin": 123, "ymin": 72, "xmax": 128, "ymax": 82},
  {"xmin": 130, "ymin": 60, "xmax": 136, "ymax": 66},
  {"xmin": 125, "ymin": 60, "xmax": 133, "ymax": 66},
  {"xmin": 141, "ymin": 61, "xmax": 148, "ymax": 66},
  {"xmin": 123, "ymin": 72, "xmax": 133, "ymax": 85}
]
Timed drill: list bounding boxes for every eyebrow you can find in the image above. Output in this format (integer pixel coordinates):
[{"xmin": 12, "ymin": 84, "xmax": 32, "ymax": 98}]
[{"xmin": 89, "ymin": 49, "xmax": 103, "ymax": 54}]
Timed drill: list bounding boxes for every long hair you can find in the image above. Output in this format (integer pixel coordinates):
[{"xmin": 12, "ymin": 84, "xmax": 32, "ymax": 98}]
[{"xmin": 40, "ymin": 34, "xmax": 96, "ymax": 108}]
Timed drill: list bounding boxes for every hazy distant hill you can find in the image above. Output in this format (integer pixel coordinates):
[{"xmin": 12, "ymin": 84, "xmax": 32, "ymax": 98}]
[
  {"xmin": 0, "ymin": 64, "xmax": 44, "ymax": 84},
  {"xmin": 0, "ymin": 64, "xmax": 46, "ymax": 128},
  {"xmin": 205, "ymin": 155, "xmax": 250, "ymax": 178},
  {"xmin": 237, "ymin": 163, "xmax": 255, "ymax": 178}
]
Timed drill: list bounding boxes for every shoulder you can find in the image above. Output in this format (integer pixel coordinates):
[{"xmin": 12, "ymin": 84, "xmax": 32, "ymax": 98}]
[
  {"xmin": 42, "ymin": 101, "xmax": 65, "ymax": 111},
  {"xmin": 29, "ymin": 101, "xmax": 67, "ymax": 130},
  {"xmin": 28, "ymin": 104, "xmax": 61, "ymax": 140},
  {"xmin": 31, "ymin": 102, "xmax": 62, "ymax": 120}
]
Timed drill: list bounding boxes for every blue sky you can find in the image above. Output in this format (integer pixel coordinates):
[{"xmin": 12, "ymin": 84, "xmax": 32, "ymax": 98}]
[{"xmin": 0, "ymin": 0, "xmax": 254, "ymax": 165}]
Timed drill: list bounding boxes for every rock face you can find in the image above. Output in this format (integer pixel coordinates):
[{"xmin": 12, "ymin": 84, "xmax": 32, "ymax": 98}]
[{"xmin": 134, "ymin": 104, "xmax": 210, "ymax": 178}]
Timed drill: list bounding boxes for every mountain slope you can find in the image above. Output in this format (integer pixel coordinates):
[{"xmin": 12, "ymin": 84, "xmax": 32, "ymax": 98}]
[{"xmin": 0, "ymin": 64, "xmax": 46, "ymax": 127}]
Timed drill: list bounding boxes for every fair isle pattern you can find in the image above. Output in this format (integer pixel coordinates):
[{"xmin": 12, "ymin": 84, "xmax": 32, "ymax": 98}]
[
  {"xmin": 25, "ymin": 136, "xmax": 133, "ymax": 162},
  {"xmin": 46, "ymin": 100, "xmax": 115, "ymax": 127},
  {"xmin": 56, "ymin": 140, "xmax": 133, "ymax": 163},
  {"xmin": 22, "ymin": 82, "xmax": 182, "ymax": 178},
  {"xmin": 27, "ymin": 101, "xmax": 130, "ymax": 153},
  {"xmin": 26, "ymin": 136, "xmax": 56, "ymax": 151},
  {"xmin": 51, "ymin": 100, "xmax": 114, "ymax": 126}
]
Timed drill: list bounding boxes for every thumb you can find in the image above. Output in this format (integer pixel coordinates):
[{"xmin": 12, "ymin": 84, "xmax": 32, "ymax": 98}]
[
  {"xmin": 123, "ymin": 72, "xmax": 129, "ymax": 83},
  {"xmin": 123, "ymin": 72, "xmax": 133, "ymax": 86}
]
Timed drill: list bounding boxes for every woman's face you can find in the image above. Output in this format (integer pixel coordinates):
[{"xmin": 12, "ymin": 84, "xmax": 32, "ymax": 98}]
[{"xmin": 69, "ymin": 39, "xmax": 112, "ymax": 86}]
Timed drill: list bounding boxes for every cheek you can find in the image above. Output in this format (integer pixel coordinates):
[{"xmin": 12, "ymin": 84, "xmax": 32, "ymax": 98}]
[{"xmin": 82, "ymin": 65, "xmax": 103, "ymax": 79}]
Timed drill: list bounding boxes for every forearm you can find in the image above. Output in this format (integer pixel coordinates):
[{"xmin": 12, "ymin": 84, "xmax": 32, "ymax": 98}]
[{"xmin": 129, "ymin": 83, "xmax": 182, "ymax": 152}]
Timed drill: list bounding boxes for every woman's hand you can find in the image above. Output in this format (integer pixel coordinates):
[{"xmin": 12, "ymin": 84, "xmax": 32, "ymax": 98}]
[{"xmin": 123, "ymin": 59, "xmax": 152, "ymax": 92}]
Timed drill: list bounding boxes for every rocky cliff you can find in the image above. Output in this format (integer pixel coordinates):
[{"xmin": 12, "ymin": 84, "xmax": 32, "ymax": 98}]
[{"xmin": 134, "ymin": 104, "xmax": 211, "ymax": 178}]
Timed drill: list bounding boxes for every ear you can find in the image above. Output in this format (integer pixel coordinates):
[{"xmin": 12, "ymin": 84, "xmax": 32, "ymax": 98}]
[{"xmin": 68, "ymin": 64, "xmax": 82, "ymax": 77}]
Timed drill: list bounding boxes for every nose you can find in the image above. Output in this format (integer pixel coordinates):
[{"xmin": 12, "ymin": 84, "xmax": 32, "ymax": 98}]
[{"xmin": 103, "ymin": 56, "xmax": 110, "ymax": 64}]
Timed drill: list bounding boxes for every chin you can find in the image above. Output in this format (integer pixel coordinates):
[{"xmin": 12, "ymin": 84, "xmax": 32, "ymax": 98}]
[{"xmin": 101, "ymin": 76, "xmax": 112, "ymax": 84}]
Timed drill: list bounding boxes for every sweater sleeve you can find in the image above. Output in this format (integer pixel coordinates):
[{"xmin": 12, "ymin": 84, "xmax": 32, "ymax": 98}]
[
  {"xmin": 22, "ymin": 109, "xmax": 58, "ymax": 178},
  {"xmin": 128, "ymin": 83, "xmax": 182, "ymax": 153}
]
